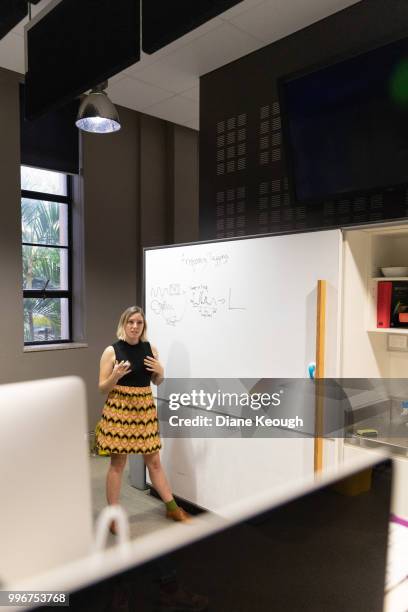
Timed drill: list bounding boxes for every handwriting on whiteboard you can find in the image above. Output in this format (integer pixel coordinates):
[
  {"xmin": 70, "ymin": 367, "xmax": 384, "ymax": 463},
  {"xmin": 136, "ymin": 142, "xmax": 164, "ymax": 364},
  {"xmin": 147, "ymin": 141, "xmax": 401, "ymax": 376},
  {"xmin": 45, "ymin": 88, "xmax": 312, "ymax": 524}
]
[
  {"xmin": 150, "ymin": 284, "xmax": 187, "ymax": 326},
  {"xmin": 190, "ymin": 284, "xmax": 226, "ymax": 318},
  {"xmin": 181, "ymin": 251, "xmax": 229, "ymax": 272},
  {"xmin": 150, "ymin": 283, "xmax": 245, "ymax": 325}
]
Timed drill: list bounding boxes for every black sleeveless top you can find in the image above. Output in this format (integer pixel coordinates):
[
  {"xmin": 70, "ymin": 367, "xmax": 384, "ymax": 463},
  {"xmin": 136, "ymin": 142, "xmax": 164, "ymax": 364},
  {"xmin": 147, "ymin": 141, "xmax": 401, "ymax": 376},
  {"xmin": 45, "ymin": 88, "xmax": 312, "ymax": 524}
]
[{"xmin": 112, "ymin": 340, "xmax": 154, "ymax": 387}]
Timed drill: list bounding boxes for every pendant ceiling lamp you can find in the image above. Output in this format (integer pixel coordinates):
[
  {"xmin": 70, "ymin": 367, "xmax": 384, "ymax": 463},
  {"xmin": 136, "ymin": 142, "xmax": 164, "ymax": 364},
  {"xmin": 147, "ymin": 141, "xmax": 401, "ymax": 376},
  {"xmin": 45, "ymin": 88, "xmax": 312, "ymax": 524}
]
[{"xmin": 76, "ymin": 82, "xmax": 120, "ymax": 133}]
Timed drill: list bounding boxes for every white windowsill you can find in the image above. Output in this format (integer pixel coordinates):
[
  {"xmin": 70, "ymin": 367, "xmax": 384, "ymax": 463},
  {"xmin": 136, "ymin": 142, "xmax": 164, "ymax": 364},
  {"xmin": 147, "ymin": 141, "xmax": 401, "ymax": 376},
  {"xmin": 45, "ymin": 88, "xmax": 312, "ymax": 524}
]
[{"xmin": 23, "ymin": 342, "xmax": 88, "ymax": 353}]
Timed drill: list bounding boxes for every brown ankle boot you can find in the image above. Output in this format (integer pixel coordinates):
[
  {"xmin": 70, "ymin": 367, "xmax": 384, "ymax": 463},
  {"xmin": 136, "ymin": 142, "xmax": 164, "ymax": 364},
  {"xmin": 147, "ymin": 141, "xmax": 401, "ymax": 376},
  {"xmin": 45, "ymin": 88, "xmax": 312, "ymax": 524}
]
[{"xmin": 166, "ymin": 507, "xmax": 191, "ymax": 522}]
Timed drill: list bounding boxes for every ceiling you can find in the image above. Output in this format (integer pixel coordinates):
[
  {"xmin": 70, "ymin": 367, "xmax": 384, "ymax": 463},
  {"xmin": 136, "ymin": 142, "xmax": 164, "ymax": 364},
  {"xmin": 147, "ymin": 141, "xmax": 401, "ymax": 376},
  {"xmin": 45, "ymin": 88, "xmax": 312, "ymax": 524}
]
[{"xmin": 0, "ymin": 0, "xmax": 360, "ymax": 130}]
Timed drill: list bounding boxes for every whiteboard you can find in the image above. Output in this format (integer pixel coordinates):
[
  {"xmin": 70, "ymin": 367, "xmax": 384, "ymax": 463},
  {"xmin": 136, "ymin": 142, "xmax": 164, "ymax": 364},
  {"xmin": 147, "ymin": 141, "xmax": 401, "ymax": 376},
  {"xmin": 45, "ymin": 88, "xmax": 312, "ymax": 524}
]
[{"xmin": 145, "ymin": 230, "xmax": 342, "ymax": 511}]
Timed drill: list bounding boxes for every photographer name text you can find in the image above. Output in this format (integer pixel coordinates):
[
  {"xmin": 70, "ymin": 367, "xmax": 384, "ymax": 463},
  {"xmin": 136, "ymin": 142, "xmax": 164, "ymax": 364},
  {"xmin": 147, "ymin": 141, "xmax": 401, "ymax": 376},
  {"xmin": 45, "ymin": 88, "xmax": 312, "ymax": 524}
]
[{"xmin": 168, "ymin": 415, "xmax": 304, "ymax": 429}]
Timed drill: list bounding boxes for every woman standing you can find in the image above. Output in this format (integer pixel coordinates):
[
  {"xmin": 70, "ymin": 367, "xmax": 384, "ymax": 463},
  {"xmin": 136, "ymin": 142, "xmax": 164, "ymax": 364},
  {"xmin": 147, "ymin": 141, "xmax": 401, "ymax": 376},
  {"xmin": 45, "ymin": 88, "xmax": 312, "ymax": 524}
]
[{"xmin": 96, "ymin": 305, "xmax": 189, "ymax": 530}]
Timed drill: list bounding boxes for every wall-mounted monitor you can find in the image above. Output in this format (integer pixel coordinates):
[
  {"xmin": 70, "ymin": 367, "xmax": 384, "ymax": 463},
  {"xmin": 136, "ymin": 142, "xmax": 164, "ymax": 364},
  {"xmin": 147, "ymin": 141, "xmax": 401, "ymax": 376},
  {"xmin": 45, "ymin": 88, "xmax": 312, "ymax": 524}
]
[
  {"xmin": 24, "ymin": 0, "xmax": 140, "ymax": 120},
  {"xmin": 279, "ymin": 36, "xmax": 408, "ymax": 204}
]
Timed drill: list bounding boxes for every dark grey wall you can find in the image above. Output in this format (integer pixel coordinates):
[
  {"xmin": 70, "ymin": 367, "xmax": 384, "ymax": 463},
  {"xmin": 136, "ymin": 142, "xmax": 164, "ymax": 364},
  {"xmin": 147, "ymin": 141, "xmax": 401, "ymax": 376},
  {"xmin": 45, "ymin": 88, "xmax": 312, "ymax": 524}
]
[
  {"xmin": 200, "ymin": 0, "xmax": 408, "ymax": 240},
  {"xmin": 0, "ymin": 66, "xmax": 199, "ymax": 427},
  {"xmin": 0, "ymin": 69, "xmax": 24, "ymax": 375},
  {"xmin": 137, "ymin": 115, "xmax": 199, "ymax": 301},
  {"xmin": 173, "ymin": 125, "xmax": 199, "ymax": 244}
]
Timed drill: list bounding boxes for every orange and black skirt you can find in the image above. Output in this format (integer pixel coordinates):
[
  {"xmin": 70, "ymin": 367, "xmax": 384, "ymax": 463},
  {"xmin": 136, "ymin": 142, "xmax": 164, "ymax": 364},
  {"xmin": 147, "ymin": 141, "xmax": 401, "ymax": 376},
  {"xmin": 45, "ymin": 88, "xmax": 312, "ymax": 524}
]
[{"xmin": 96, "ymin": 385, "xmax": 162, "ymax": 454}]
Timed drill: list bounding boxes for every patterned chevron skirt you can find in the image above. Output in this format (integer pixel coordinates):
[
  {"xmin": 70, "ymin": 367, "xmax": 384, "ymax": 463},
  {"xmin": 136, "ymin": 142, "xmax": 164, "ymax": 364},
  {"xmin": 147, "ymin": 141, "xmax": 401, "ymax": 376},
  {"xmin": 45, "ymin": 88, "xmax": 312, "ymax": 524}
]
[{"xmin": 96, "ymin": 385, "xmax": 162, "ymax": 454}]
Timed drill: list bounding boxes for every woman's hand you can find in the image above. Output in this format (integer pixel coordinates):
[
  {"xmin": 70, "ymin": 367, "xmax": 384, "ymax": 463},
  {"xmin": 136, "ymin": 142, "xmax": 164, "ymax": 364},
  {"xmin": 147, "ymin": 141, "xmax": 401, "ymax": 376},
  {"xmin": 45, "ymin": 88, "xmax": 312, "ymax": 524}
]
[
  {"xmin": 112, "ymin": 360, "xmax": 132, "ymax": 382},
  {"xmin": 144, "ymin": 348, "xmax": 164, "ymax": 385},
  {"xmin": 144, "ymin": 356, "xmax": 163, "ymax": 377},
  {"xmin": 99, "ymin": 348, "xmax": 131, "ymax": 395}
]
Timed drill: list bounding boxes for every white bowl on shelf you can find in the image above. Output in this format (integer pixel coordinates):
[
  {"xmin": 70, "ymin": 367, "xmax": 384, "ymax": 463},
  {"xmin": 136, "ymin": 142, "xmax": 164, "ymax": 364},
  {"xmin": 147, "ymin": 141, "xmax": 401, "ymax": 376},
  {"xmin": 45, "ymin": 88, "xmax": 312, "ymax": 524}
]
[{"xmin": 381, "ymin": 266, "xmax": 408, "ymax": 277}]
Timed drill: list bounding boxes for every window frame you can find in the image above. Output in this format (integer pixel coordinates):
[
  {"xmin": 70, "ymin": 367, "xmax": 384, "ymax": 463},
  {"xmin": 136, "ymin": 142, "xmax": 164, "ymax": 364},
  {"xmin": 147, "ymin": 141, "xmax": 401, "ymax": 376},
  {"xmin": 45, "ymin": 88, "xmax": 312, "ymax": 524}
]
[{"xmin": 21, "ymin": 168, "xmax": 73, "ymax": 345}]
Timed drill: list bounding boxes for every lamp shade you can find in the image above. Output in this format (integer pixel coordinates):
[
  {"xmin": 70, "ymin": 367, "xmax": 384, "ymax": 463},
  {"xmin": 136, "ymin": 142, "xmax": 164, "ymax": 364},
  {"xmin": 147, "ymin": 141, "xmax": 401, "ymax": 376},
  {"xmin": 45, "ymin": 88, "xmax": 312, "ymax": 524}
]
[{"xmin": 76, "ymin": 89, "xmax": 120, "ymax": 133}]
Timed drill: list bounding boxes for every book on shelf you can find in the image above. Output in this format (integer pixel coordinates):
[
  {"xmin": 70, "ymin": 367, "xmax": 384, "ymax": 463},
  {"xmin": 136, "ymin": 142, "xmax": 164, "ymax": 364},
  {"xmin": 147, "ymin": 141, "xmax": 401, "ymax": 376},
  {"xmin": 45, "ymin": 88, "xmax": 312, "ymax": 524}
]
[
  {"xmin": 377, "ymin": 281, "xmax": 392, "ymax": 328},
  {"xmin": 377, "ymin": 280, "xmax": 408, "ymax": 328},
  {"xmin": 391, "ymin": 282, "xmax": 408, "ymax": 328}
]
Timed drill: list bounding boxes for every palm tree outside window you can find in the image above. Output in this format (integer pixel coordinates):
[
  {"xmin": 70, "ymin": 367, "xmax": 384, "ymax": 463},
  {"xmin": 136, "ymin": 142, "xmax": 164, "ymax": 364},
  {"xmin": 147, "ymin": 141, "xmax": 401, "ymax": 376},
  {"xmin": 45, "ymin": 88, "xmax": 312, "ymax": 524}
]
[{"xmin": 21, "ymin": 166, "xmax": 72, "ymax": 344}]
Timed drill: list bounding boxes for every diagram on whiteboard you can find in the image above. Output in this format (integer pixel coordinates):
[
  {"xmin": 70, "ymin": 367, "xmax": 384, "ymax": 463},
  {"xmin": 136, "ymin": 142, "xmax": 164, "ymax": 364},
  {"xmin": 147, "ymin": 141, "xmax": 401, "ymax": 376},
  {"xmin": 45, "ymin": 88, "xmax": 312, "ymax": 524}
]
[
  {"xmin": 150, "ymin": 283, "xmax": 245, "ymax": 325},
  {"xmin": 150, "ymin": 284, "xmax": 187, "ymax": 326}
]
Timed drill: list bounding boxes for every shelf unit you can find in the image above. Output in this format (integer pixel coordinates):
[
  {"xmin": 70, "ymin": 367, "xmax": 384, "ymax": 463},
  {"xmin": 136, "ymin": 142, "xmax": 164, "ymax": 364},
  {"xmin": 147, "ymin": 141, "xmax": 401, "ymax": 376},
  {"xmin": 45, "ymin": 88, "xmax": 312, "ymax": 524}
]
[
  {"xmin": 341, "ymin": 223, "xmax": 408, "ymax": 517},
  {"xmin": 342, "ymin": 223, "xmax": 408, "ymax": 375},
  {"xmin": 343, "ymin": 220, "xmax": 408, "ymax": 351}
]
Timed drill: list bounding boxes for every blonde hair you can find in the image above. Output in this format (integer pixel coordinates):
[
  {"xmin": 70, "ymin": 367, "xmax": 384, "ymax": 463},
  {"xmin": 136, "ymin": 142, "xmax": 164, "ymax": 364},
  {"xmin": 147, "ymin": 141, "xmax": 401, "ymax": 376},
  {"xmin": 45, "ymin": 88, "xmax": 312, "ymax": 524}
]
[{"xmin": 116, "ymin": 306, "xmax": 147, "ymax": 341}]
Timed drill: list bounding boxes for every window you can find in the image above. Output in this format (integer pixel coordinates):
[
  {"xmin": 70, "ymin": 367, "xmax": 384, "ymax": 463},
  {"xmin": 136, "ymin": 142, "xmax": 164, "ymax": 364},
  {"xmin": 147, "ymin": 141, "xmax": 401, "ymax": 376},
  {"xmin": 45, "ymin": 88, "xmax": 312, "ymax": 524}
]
[{"xmin": 21, "ymin": 166, "xmax": 72, "ymax": 344}]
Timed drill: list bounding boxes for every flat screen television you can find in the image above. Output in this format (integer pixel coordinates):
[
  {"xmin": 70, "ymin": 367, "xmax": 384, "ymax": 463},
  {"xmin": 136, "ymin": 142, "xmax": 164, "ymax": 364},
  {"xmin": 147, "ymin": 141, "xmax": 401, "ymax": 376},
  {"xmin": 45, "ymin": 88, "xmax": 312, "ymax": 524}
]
[{"xmin": 279, "ymin": 36, "xmax": 408, "ymax": 204}]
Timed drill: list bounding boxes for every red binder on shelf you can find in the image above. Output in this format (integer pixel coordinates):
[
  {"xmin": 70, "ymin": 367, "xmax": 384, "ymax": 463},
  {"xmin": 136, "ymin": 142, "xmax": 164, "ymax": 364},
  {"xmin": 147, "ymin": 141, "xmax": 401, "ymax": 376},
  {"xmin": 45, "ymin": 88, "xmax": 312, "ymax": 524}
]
[{"xmin": 377, "ymin": 281, "xmax": 392, "ymax": 328}]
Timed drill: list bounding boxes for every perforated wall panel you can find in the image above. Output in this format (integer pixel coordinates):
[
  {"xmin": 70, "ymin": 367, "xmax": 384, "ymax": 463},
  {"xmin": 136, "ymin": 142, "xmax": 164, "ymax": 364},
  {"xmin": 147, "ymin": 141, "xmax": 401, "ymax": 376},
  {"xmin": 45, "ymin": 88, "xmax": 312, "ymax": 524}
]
[{"xmin": 199, "ymin": 0, "xmax": 408, "ymax": 240}]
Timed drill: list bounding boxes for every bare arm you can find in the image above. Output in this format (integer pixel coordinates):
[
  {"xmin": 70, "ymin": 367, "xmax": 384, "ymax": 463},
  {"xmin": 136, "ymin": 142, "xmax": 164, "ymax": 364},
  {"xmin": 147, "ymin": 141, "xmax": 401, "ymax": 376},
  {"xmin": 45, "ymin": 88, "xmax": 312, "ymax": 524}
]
[
  {"xmin": 98, "ymin": 346, "xmax": 131, "ymax": 394},
  {"xmin": 144, "ymin": 346, "xmax": 164, "ymax": 386}
]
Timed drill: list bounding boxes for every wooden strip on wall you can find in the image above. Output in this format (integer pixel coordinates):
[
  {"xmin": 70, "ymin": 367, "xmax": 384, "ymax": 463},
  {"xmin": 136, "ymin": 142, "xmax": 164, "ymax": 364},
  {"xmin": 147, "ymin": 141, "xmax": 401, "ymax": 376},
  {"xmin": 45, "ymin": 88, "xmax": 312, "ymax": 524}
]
[{"xmin": 314, "ymin": 279, "xmax": 326, "ymax": 473}]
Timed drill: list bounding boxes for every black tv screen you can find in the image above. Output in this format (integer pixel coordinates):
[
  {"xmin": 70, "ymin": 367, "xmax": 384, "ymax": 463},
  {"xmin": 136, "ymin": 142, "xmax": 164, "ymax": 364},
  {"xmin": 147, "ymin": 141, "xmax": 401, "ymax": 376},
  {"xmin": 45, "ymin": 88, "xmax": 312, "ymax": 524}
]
[
  {"xmin": 279, "ymin": 36, "xmax": 408, "ymax": 203},
  {"xmin": 25, "ymin": 0, "xmax": 140, "ymax": 120}
]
